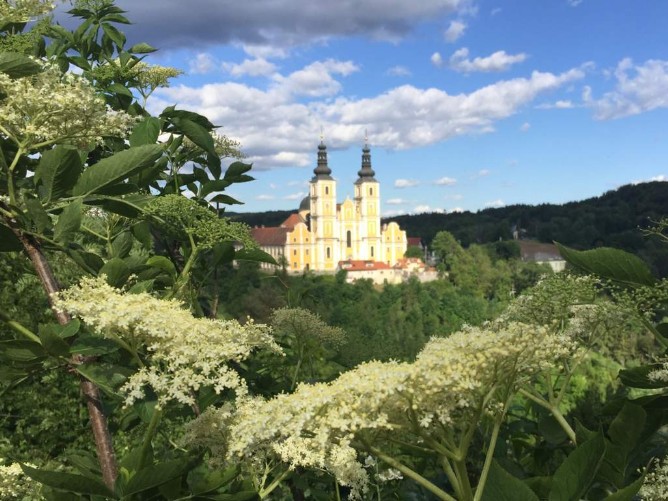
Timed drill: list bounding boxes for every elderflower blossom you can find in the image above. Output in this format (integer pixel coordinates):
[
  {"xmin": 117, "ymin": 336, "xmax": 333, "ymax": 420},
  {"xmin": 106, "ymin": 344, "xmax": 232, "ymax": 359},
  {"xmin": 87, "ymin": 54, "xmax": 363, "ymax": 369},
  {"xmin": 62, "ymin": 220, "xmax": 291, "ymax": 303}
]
[
  {"xmin": 648, "ymin": 363, "xmax": 668, "ymax": 384},
  {"xmin": 641, "ymin": 456, "xmax": 668, "ymax": 500},
  {"xmin": 0, "ymin": 62, "xmax": 135, "ymax": 151},
  {"xmin": 54, "ymin": 277, "xmax": 281, "ymax": 406},
  {"xmin": 144, "ymin": 195, "xmax": 256, "ymax": 250},
  {"xmin": 0, "ymin": 0, "xmax": 55, "ymax": 24},
  {"xmin": 0, "ymin": 462, "xmax": 40, "ymax": 500},
  {"xmin": 184, "ymin": 322, "xmax": 574, "ymax": 499}
]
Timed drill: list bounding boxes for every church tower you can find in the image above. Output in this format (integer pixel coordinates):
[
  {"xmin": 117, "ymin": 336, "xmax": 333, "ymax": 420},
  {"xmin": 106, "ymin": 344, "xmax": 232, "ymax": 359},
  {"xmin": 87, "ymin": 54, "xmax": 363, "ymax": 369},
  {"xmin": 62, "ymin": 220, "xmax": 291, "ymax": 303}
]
[
  {"xmin": 354, "ymin": 139, "xmax": 381, "ymax": 261},
  {"xmin": 309, "ymin": 139, "xmax": 338, "ymax": 270}
]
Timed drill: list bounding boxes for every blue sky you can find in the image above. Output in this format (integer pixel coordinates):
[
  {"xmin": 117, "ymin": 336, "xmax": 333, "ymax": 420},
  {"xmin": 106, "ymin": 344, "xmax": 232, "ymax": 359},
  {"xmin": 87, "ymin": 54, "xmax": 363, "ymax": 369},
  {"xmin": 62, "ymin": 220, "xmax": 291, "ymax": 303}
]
[{"xmin": 77, "ymin": 1, "xmax": 668, "ymax": 214}]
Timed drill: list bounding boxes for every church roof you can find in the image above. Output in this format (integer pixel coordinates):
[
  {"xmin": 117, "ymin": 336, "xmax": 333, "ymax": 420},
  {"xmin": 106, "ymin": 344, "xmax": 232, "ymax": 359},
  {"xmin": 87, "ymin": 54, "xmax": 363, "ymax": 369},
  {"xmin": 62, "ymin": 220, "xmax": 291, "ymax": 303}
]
[
  {"xmin": 312, "ymin": 140, "xmax": 333, "ymax": 180},
  {"xmin": 338, "ymin": 260, "xmax": 391, "ymax": 271},
  {"xmin": 355, "ymin": 141, "xmax": 377, "ymax": 184},
  {"xmin": 299, "ymin": 196, "xmax": 310, "ymax": 212},
  {"xmin": 280, "ymin": 213, "xmax": 305, "ymax": 229},
  {"xmin": 251, "ymin": 226, "xmax": 289, "ymax": 246}
]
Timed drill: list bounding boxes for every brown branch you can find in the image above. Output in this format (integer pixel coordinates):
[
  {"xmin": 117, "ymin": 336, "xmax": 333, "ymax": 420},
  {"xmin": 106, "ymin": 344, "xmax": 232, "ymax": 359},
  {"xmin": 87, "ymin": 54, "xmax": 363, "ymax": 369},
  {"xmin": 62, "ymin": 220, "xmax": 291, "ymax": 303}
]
[{"xmin": 5, "ymin": 215, "xmax": 118, "ymax": 490}]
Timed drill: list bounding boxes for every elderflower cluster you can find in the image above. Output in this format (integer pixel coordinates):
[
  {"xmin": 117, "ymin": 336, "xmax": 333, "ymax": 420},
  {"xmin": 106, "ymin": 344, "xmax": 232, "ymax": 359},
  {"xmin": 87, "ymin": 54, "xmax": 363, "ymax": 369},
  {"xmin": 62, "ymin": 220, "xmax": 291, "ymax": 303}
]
[
  {"xmin": 0, "ymin": 62, "xmax": 135, "ymax": 151},
  {"xmin": 0, "ymin": 462, "xmax": 40, "ymax": 500},
  {"xmin": 145, "ymin": 195, "xmax": 256, "ymax": 250},
  {"xmin": 54, "ymin": 277, "xmax": 281, "ymax": 406},
  {"xmin": 641, "ymin": 456, "xmax": 668, "ymax": 500},
  {"xmin": 0, "ymin": 0, "xmax": 55, "ymax": 24},
  {"xmin": 271, "ymin": 307, "xmax": 346, "ymax": 349},
  {"xmin": 184, "ymin": 322, "xmax": 573, "ymax": 499}
]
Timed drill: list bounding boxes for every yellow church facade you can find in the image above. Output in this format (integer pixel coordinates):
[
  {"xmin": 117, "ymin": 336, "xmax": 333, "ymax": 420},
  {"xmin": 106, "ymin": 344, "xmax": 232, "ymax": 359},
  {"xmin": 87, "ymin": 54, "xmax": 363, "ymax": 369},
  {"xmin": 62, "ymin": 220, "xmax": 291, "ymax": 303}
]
[{"xmin": 252, "ymin": 141, "xmax": 407, "ymax": 273}]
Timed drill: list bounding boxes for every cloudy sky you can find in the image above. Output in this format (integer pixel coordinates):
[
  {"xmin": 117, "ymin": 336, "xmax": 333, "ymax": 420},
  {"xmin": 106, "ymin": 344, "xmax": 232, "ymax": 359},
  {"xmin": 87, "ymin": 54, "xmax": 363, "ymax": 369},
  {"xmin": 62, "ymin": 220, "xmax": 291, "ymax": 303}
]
[{"xmin": 71, "ymin": 1, "xmax": 668, "ymax": 214}]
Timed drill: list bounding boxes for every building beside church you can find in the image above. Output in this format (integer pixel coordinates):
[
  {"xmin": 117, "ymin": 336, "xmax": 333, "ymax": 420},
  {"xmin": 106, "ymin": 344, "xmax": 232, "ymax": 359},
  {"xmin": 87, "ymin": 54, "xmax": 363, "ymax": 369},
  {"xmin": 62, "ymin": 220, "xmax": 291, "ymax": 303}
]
[{"xmin": 252, "ymin": 140, "xmax": 407, "ymax": 273}]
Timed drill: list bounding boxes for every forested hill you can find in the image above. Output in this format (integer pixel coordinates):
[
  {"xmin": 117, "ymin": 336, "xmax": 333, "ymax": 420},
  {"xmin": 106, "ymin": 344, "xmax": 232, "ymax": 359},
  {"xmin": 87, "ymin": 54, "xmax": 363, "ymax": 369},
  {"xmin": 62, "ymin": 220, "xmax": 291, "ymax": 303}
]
[{"xmin": 227, "ymin": 181, "xmax": 668, "ymax": 274}]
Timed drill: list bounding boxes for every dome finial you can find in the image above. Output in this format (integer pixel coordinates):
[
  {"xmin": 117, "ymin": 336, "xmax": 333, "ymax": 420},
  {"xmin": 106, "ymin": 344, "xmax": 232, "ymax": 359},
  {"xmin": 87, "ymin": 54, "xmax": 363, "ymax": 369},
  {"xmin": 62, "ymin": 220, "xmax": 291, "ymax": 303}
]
[
  {"xmin": 356, "ymin": 132, "xmax": 376, "ymax": 183},
  {"xmin": 313, "ymin": 133, "xmax": 333, "ymax": 180}
]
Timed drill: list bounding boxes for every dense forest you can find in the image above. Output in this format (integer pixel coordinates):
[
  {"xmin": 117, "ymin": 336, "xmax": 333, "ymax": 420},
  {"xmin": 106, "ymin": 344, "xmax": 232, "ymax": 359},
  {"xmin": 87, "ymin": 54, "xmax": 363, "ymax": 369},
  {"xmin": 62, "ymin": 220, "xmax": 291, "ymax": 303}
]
[{"xmin": 3, "ymin": 3, "xmax": 668, "ymax": 501}]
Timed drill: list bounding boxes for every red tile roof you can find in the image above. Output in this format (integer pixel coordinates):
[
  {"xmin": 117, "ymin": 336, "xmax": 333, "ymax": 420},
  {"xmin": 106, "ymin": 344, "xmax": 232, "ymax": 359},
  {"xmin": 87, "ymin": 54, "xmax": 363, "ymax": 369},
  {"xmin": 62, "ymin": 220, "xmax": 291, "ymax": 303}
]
[
  {"xmin": 280, "ymin": 213, "xmax": 305, "ymax": 229},
  {"xmin": 407, "ymin": 237, "xmax": 422, "ymax": 247},
  {"xmin": 251, "ymin": 226, "xmax": 289, "ymax": 246},
  {"xmin": 338, "ymin": 260, "xmax": 391, "ymax": 271}
]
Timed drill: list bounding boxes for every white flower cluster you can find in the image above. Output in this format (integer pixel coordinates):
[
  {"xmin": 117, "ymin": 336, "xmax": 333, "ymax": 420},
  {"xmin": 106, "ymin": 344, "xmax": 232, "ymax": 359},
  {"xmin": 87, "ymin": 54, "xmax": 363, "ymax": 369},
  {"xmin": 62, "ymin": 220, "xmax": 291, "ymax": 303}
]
[
  {"xmin": 0, "ymin": 462, "xmax": 40, "ymax": 500},
  {"xmin": 641, "ymin": 456, "xmax": 668, "ymax": 500},
  {"xmin": 54, "ymin": 277, "xmax": 281, "ymax": 406},
  {"xmin": 0, "ymin": 0, "xmax": 55, "ymax": 24},
  {"xmin": 185, "ymin": 322, "xmax": 574, "ymax": 498},
  {"xmin": 648, "ymin": 363, "xmax": 668, "ymax": 384},
  {"xmin": 0, "ymin": 62, "xmax": 135, "ymax": 151}
]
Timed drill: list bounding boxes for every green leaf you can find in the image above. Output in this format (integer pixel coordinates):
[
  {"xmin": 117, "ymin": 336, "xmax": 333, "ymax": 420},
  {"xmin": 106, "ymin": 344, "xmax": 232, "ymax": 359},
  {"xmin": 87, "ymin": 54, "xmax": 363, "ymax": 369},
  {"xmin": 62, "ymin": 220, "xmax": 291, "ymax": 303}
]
[
  {"xmin": 608, "ymin": 402, "xmax": 646, "ymax": 454},
  {"xmin": 146, "ymin": 256, "xmax": 177, "ymax": 279},
  {"xmin": 548, "ymin": 433, "xmax": 606, "ymax": 501},
  {"xmin": 72, "ymin": 145, "xmax": 163, "ymax": 197},
  {"xmin": 0, "ymin": 52, "xmax": 42, "ymax": 78},
  {"xmin": 604, "ymin": 475, "xmax": 645, "ymax": 501},
  {"xmin": 99, "ymin": 257, "xmax": 131, "ymax": 287},
  {"xmin": 54, "ymin": 199, "xmax": 83, "ymax": 243},
  {"xmin": 161, "ymin": 107, "xmax": 216, "ymax": 129},
  {"xmin": 481, "ymin": 461, "xmax": 539, "ymax": 501},
  {"xmin": 70, "ymin": 334, "xmax": 119, "ymax": 356},
  {"xmin": 0, "ymin": 224, "xmax": 22, "ymax": 251},
  {"xmin": 101, "ymin": 23, "xmax": 126, "ymax": 48},
  {"xmin": 20, "ymin": 464, "xmax": 112, "ymax": 497},
  {"xmin": 107, "ymin": 82, "xmax": 133, "ymax": 97},
  {"xmin": 35, "ymin": 146, "xmax": 83, "ymax": 203},
  {"xmin": 111, "ymin": 231, "xmax": 134, "ymax": 258},
  {"xmin": 209, "ymin": 194, "xmax": 243, "ymax": 205},
  {"xmin": 129, "ymin": 117, "xmax": 162, "ymax": 147},
  {"xmin": 211, "ymin": 242, "xmax": 236, "ymax": 266},
  {"xmin": 75, "ymin": 363, "xmax": 132, "ymax": 396},
  {"xmin": 66, "ymin": 249, "xmax": 104, "ymax": 274},
  {"xmin": 188, "ymin": 465, "xmax": 240, "ymax": 495},
  {"xmin": 619, "ymin": 364, "xmax": 667, "ymax": 389},
  {"xmin": 38, "ymin": 326, "xmax": 71, "ymax": 358},
  {"xmin": 555, "ymin": 243, "xmax": 655, "ymax": 287},
  {"xmin": 124, "ymin": 458, "xmax": 194, "ymax": 496},
  {"xmin": 224, "ymin": 162, "xmax": 252, "ymax": 179},
  {"xmin": 235, "ymin": 248, "xmax": 277, "ymax": 265},
  {"xmin": 0, "ymin": 340, "xmax": 46, "ymax": 362},
  {"xmin": 175, "ymin": 118, "xmax": 216, "ymax": 156},
  {"xmin": 85, "ymin": 194, "xmax": 153, "ymax": 218},
  {"xmin": 129, "ymin": 42, "xmax": 157, "ymax": 53},
  {"xmin": 25, "ymin": 198, "xmax": 52, "ymax": 232},
  {"xmin": 131, "ymin": 221, "xmax": 153, "ymax": 249}
]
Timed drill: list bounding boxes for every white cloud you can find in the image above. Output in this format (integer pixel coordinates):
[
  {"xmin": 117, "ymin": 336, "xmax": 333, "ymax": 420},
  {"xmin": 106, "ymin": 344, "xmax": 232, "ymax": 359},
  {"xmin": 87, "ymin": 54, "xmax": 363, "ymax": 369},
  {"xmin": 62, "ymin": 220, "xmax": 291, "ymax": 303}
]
[
  {"xmin": 256, "ymin": 194, "xmax": 275, "ymax": 200},
  {"xmin": 434, "ymin": 176, "xmax": 457, "ymax": 185},
  {"xmin": 449, "ymin": 47, "xmax": 527, "ymax": 73},
  {"xmin": 395, "ymin": 179, "xmax": 420, "ymax": 188},
  {"xmin": 520, "ymin": 122, "xmax": 530, "ymax": 132},
  {"xmin": 387, "ymin": 65, "xmax": 411, "ymax": 77},
  {"xmin": 567, "ymin": 0, "xmax": 583, "ymax": 6},
  {"xmin": 189, "ymin": 53, "xmax": 217, "ymax": 74},
  {"xmin": 485, "ymin": 199, "xmax": 505, "ymax": 208},
  {"xmin": 151, "ymin": 64, "xmax": 583, "ymax": 169},
  {"xmin": 490, "ymin": 7, "xmax": 502, "ymax": 15},
  {"xmin": 586, "ymin": 58, "xmax": 668, "ymax": 120},
  {"xmin": 272, "ymin": 59, "xmax": 359, "ymax": 97},
  {"xmin": 632, "ymin": 174, "xmax": 667, "ymax": 185},
  {"xmin": 445, "ymin": 193, "xmax": 464, "ymax": 200},
  {"xmin": 444, "ymin": 20, "xmax": 466, "ymax": 42},
  {"xmin": 413, "ymin": 205, "xmax": 445, "ymax": 214},
  {"xmin": 537, "ymin": 99, "xmax": 575, "ymax": 109},
  {"xmin": 283, "ymin": 192, "xmax": 306, "ymax": 200},
  {"xmin": 223, "ymin": 58, "xmax": 277, "ymax": 77},
  {"xmin": 387, "ymin": 198, "xmax": 409, "ymax": 205},
  {"xmin": 449, "ymin": 206, "xmax": 464, "ymax": 213},
  {"xmin": 431, "ymin": 52, "xmax": 444, "ymax": 67}
]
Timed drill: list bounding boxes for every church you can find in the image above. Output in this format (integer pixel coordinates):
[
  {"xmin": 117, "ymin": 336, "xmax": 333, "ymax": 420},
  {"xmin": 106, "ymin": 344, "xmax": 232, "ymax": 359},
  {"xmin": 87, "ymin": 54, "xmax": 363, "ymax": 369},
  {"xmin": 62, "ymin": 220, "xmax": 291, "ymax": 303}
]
[{"xmin": 252, "ymin": 140, "xmax": 407, "ymax": 273}]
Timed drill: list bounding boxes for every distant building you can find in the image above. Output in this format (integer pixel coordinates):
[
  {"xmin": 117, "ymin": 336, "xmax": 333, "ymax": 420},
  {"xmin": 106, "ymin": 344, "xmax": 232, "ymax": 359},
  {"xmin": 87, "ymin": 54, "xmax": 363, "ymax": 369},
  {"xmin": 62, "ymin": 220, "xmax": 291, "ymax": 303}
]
[
  {"xmin": 517, "ymin": 240, "xmax": 567, "ymax": 272},
  {"xmin": 339, "ymin": 257, "xmax": 438, "ymax": 285},
  {"xmin": 252, "ymin": 140, "xmax": 408, "ymax": 273}
]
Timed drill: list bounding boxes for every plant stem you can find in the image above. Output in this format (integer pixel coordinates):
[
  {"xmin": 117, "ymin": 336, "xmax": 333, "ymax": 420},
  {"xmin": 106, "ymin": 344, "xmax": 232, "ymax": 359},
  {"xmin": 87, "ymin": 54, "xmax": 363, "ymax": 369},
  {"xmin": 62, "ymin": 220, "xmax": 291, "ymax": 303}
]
[
  {"xmin": 138, "ymin": 406, "xmax": 162, "ymax": 471},
  {"xmin": 258, "ymin": 468, "xmax": 291, "ymax": 499},
  {"xmin": 7, "ymin": 223, "xmax": 118, "ymax": 489},
  {"xmin": 364, "ymin": 443, "xmax": 456, "ymax": 501},
  {"xmin": 519, "ymin": 388, "xmax": 577, "ymax": 444},
  {"xmin": 473, "ymin": 418, "xmax": 502, "ymax": 501}
]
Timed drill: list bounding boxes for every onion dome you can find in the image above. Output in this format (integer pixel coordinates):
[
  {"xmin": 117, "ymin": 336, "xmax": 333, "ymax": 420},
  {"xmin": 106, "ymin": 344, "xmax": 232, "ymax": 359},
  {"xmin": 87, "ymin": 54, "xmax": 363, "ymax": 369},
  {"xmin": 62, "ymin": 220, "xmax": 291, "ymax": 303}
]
[
  {"xmin": 299, "ymin": 195, "xmax": 310, "ymax": 212},
  {"xmin": 355, "ymin": 140, "xmax": 376, "ymax": 184},
  {"xmin": 312, "ymin": 140, "xmax": 333, "ymax": 180}
]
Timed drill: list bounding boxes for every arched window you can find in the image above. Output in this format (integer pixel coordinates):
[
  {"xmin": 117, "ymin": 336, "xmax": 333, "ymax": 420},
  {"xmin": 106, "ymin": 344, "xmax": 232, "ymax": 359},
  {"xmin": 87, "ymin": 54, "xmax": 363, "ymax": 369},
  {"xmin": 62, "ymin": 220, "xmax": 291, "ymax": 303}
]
[
  {"xmin": 326, "ymin": 247, "xmax": 331, "ymax": 259},
  {"xmin": 370, "ymin": 246, "xmax": 374, "ymax": 257},
  {"xmin": 369, "ymin": 187, "xmax": 373, "ymax": 196},
  {"xmin": 325, "ymin": 186, "xmax": 329, "ymax": 195},
  {"xmin": 346, "ymin": 230, "xmax": 352, "ymax": 248}
]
